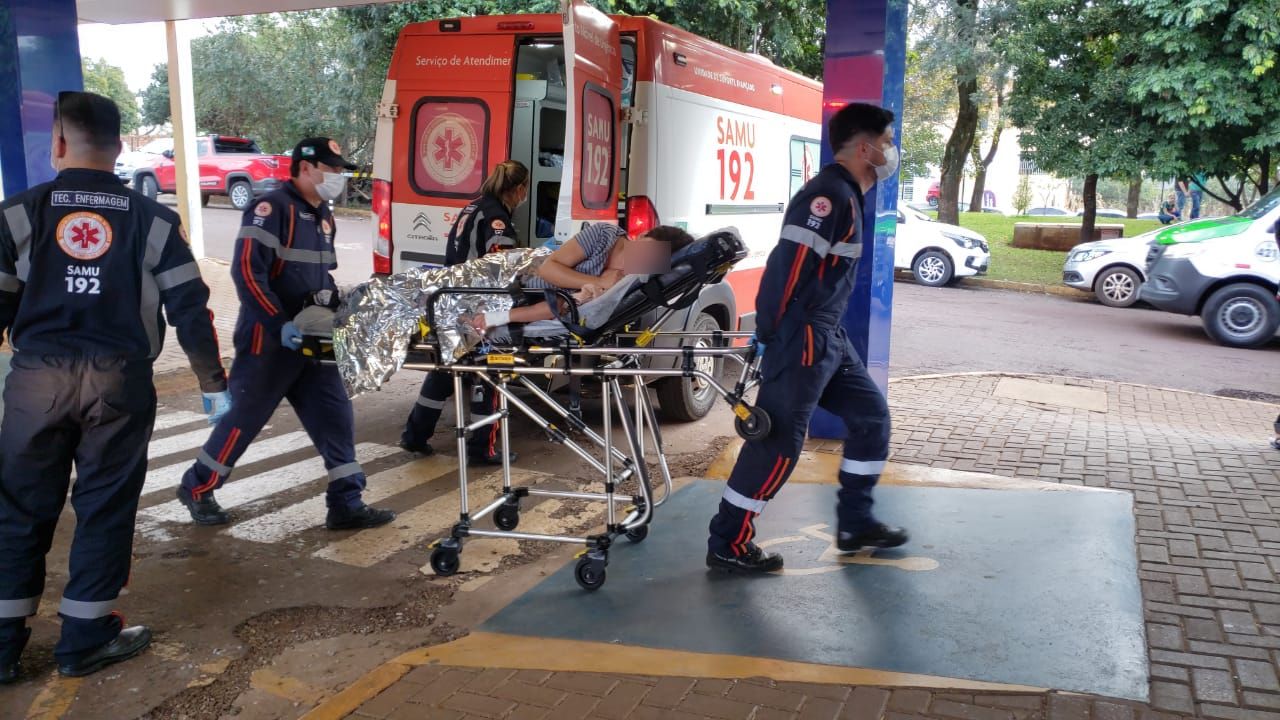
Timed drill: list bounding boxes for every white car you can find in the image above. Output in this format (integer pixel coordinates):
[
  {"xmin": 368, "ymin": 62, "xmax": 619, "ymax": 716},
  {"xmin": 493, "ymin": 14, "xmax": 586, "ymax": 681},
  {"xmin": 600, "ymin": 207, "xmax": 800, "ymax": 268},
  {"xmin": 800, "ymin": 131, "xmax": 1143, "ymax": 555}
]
[
  {"xmin": 1061, "ymin": 228, "xmax": 1159, "ymax": 307},
  {"xmin": 114, "ymin": 138, "xmax": 172, "ymax": 186},
  {"xmin": 895, "ymin": 207, "xmax": 990, "ymax": 286}
]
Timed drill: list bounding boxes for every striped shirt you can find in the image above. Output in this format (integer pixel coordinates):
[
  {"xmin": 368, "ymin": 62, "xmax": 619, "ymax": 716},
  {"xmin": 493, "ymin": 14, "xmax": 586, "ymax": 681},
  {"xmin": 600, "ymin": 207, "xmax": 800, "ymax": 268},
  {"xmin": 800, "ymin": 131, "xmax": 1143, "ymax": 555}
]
[{"xmin": 524, "ymin": 224, "xmax": 624, "ymax": 290}]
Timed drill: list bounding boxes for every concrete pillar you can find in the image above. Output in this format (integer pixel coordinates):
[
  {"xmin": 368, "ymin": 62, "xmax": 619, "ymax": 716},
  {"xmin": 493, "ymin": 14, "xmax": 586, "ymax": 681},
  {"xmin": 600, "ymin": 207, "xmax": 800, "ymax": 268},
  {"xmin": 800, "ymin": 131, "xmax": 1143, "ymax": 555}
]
[
  {"xmin": 165, "ymin": 19, "xmax": 204, "ymax": 258},
  {"xmin": 809, "ymin": 0, "xmax": 908, "ymax": 439},
  {"xmin": 0, "ymin": 0, "xmax": 82, "ymax": 199}
]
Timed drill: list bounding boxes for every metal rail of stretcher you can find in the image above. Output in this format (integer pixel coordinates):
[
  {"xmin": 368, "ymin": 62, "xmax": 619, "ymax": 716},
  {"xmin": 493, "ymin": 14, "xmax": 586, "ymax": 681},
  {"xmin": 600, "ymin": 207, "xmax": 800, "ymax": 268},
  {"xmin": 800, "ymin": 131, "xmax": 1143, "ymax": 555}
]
[{"xmin": 407, "ymin": 289, "xmax": 768, "ymax": 591}]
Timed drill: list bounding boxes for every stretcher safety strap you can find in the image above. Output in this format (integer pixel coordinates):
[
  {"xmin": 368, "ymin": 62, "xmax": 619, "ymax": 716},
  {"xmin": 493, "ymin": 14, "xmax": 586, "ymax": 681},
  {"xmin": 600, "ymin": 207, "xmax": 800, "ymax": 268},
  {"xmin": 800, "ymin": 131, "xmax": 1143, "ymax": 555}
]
[
  {"xmin": 197, "ymin": 449, "xmax": 233, "ymax": 477},
  {"xmin": 59, "ymin": 597, "xmax": 115, "ymax": 619},
  {"xmin": 0, "ymin": 596, "xmax": 39, "ymax": 618},
  {"xmin": 416, "ymin": 396, "xmax": 447, "ymax": 410},
  {"xmin": 154, "ymin": 261, "xmax": 202, "ymax": 291},
  {"xmin": 840, "ymin": 458, "xmax": 886, "ymax": 476},
  {"xmin": 4, "ymin": 205, "xmax": 33, "ymax": 282},
  {"xmin": 780, "ymin": 224, "xmax": 831, "ymax": 257},
  {"xmin": 722, "ymin": 486, "xmax": 768, "ymax": 514},
  {"xmin": 327, "ymin": 462, "xmax": 363, "ymax": 481},
  {"xmin": 239, "ymin": 226, "xmax": 336, "ymax": 265}
]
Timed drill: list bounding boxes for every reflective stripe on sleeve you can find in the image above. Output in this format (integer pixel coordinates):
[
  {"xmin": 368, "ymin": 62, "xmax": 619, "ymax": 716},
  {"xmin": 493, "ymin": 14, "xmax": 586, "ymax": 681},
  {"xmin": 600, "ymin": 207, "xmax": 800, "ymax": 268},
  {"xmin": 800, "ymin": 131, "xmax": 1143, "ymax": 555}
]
[
  {"xmin": 780, "ymin": 225, "xmax": 831, "ymax": 257},
  {"xmin": 840, "ymin": 458, "xmax": 886, "ymax": 476},
  {"xmin": 828, "ymin": 242, "xmax": 863, "ymax": 259},
  {"xmin": 4, "ymin": 205, "xmax": 34, "ymax": 282},
  {"xmin": 139, "ymin": 216, "xmax": 170, "ymax": 357},
  {"xmin": 59, "ymin": 597, "xmax": 115, "ymax": 619},
  {"xmin": 154, "ymin": 261, "xmax": 201, "ymax": 291}
]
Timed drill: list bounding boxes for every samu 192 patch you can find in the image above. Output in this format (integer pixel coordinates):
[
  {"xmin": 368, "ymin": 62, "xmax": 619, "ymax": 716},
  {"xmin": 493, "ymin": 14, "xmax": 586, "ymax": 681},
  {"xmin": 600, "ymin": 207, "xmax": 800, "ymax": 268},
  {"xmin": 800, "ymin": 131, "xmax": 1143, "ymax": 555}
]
[
  {"xmin": 255, "ymin": 202, "xmax": 273, "ymax": 218},
  {"xmin": 490, "ymin": 218, "xmax": 507, "ymax": 235},
  {"xmin": 56, "ymin": 212, "xmax": 113, "ymax": 261},
  {"xmin": 809, "ymin": 196, "xmax": 832, "ymax": 218}
]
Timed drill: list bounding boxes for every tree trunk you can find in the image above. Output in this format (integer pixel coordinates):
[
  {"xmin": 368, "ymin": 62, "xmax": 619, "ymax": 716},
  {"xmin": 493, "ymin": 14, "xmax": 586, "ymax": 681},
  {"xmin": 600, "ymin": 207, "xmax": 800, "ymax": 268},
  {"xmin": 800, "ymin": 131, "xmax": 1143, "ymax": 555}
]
[
  {"xmin": 1080, "ymin": 173, "xmax": 1098, "ymax": 244},
  {"xmin": 968, "ymin": 124, "xmax": 1004, "ymax": 211},
  {"xmin": 1125, "ymin": 176, "xmax": 1142, "ymax": 218},
  {"xmin": 939, "ymin": 75, "xmax": 979, "ymax": 225},
  {"xmin": 1262, "ymin": 149, "xmax": 1272, "ymax": 195}
]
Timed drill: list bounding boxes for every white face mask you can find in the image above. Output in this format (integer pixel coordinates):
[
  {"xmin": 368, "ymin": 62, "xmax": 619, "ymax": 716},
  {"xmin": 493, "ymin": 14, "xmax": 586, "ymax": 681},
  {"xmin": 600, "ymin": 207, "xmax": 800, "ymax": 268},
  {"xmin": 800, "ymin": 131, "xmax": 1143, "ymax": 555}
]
[
  {"xmin": 870, "ymin": 143, "xmax": 900, "ymax": 182},
  {"xmin": 315, "ymin": 171, "xmax": 347, "ymax": 202}
]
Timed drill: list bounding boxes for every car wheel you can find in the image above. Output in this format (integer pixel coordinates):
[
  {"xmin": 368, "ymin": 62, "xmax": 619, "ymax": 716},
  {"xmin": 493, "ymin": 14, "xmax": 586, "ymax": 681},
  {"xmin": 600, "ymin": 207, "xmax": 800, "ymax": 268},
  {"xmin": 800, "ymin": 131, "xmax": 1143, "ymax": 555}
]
[
  {"xmin": 656, "ymin": 311, "xmax": 722, "ymax": 422},
  {"xmin": 136, "ymin": 174, "xmax": 158, "ymax": 200},
  {"xmin": 1201, "ymin": 283, "xmax": 1280, "ymax": 349},
  {"xmin": 1094, "ymin": 266, "xmax": 1142, "ymax": 308},
  {"xmin": 201, "ymin": 193, "xmax": 211, "ymax": 207},
  {"xmin": 912, "ymin": 250, "xmax": 953, "ymax": 287},
  {"xmin": 228, "ymin": 180, "xmax": 253, "ymax": 211},
  {"xmin": 928, "ymin": 197, "xmax": 938, "ymax": 208}
]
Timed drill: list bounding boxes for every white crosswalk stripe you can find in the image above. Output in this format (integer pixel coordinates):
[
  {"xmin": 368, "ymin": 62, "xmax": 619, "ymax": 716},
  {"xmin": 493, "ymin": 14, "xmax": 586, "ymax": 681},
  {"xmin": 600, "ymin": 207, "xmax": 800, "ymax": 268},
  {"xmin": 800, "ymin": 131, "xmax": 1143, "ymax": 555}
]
[
  {"xmin": 140, "ymin": 442, "xmax": 400, "ymax": 526},
  {"xmin": 146, "ymin": 426, "xmax": 216, "ymax": 459},
  {"xmin": 139, "ymin": 430, "xmax": 313, "ymax": 496},
  {"xmin": 225, "ymin": 454, "xmax": 459, "ymax": 544},
  {"xmin": 152, "ymin": 411, "xmax": 209, "ymax": 431}
]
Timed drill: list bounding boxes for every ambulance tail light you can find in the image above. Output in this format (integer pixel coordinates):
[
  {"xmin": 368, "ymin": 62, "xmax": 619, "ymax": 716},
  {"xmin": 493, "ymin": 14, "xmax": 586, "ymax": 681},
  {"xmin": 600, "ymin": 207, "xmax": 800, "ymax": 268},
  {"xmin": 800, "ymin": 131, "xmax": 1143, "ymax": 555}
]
[
  {"xmin": 372, "ymin": 179, "xmax": 393, "ymax": 275},
  {"xmin": 625, "ymin": 195, "xmax": 659, "ymax": 239}
]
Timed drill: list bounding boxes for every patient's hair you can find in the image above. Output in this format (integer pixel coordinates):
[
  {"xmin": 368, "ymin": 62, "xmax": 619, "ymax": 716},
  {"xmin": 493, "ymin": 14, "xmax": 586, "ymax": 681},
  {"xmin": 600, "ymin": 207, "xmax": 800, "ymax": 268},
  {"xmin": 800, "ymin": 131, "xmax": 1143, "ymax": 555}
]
[
  {"xmin": 481, "ymin": 160, "xmax": 530, "ymax": 199},
  {"xmin": 645, "ymin": 225, "xmax": 695, "ymax": 253}
]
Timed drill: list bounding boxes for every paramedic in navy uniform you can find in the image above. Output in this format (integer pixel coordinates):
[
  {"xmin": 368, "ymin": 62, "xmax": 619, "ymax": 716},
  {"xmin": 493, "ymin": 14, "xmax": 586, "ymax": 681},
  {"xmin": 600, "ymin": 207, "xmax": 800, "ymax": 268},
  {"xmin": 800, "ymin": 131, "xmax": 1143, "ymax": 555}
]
[
  {"xmin": 706, "ymin": 102, "xmax": 909, "ymax": 573},
  {"xmin": 175, "ymin": 137, "xmax": 396, "ymax": 531},
  {"xmin": 0, "ymin": 91, "xmax": 229, "ymax": 681}
]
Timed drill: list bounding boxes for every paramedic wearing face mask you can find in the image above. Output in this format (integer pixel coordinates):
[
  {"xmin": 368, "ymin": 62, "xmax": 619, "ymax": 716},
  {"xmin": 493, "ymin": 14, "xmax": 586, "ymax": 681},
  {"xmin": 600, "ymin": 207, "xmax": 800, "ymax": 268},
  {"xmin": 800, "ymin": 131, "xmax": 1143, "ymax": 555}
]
[
  {"xmin": 705, "ymin": 103, "xmax": 909, "ymax": 573},
  {"xmin": 175, "ymin": 138, "xmax": 396, "ymax": 531}
]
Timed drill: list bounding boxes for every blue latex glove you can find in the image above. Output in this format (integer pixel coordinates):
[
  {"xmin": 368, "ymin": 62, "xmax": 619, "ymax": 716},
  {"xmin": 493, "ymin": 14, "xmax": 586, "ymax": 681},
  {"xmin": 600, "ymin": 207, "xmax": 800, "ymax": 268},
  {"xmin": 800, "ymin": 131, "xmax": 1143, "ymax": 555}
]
[
  {"xmin": 751, "ymin": 334, "xmax": 766, "ymax": 355},
  {"xmin": 281, "ymin": 321, "xmax": 304, "ymax": 350},
  {"xmin": 202, "ymin": 390, "xmax": 232, "ymax": 426}
]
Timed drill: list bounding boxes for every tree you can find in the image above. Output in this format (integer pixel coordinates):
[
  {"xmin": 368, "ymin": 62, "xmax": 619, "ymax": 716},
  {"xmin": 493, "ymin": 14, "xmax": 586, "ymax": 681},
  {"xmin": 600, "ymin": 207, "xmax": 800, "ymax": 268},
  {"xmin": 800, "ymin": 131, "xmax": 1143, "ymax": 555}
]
[
  {"xmin": 81, "ymin": 58, "xmax": 140, "ymax": 134},
  {"xmin": 900, "ymin": 42, "xmax": 953, "ymax": 181},
  {"xmin": 139, "ymin": 63, "xmax": 170, "ymax": 128},
  {"xmin": 967, "ymin": 67, "xmax": 1008, "ymax": 211},
  {"xmin": 1012, "ymin": 173, "xmax": 1032, "ymax": 215},
  {"xmin": 1007, "ymin": 0, "xmax": 1156, "ymax": 241},
  {"xmin": 1126, "ymin": 0, "xmax": 1279, "ymax": 209}
]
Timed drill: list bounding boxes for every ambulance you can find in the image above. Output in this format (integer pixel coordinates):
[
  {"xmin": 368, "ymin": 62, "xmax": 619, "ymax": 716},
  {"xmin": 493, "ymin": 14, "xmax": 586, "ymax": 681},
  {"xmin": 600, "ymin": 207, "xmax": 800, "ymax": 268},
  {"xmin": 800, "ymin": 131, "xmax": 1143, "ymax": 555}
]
[{"xmin": 369, "ymin": 1, "xmax": 824, "ymax": 419}]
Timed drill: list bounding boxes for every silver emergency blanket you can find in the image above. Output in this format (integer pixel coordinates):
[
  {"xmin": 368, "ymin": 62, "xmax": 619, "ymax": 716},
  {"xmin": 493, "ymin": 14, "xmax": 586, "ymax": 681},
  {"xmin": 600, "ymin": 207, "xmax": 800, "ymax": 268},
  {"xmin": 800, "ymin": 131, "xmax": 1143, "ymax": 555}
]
[{"xmin": 333, "ymin": 248, "xmax": 550, "ymax": 395}]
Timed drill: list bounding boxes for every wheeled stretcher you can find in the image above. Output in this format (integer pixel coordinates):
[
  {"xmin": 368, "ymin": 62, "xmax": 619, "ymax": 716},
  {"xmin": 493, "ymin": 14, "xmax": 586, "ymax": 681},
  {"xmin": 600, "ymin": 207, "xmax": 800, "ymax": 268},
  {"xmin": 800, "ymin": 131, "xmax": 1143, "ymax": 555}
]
[{"xmin": 323, "ymin": 229, "xmax": 771, "ymax": 590}]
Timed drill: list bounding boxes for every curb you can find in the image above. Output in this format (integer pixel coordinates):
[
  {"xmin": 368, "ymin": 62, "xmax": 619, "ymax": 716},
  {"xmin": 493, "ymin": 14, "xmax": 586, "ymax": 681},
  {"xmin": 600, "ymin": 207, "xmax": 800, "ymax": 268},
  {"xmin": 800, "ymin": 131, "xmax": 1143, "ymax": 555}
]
[{"xmin": 893, "ymin": 271, "xmax": 1083, "ymax": 298}]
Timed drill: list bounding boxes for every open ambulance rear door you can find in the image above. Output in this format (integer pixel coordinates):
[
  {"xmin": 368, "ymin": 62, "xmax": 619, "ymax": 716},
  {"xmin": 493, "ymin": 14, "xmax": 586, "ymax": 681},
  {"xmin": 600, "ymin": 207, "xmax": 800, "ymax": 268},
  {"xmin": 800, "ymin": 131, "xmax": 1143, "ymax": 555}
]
[{"xmin": 554, "ymin": 0, "xmax": 625, "ymax": 240}]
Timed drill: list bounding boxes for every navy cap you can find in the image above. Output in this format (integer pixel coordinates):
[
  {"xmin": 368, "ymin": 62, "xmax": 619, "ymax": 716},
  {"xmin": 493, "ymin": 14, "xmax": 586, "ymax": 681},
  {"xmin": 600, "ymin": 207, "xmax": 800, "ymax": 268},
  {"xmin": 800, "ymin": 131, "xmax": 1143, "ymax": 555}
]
[{"xmin": 292, "ymin": 137, "xmax": 357, "ymax": 171}]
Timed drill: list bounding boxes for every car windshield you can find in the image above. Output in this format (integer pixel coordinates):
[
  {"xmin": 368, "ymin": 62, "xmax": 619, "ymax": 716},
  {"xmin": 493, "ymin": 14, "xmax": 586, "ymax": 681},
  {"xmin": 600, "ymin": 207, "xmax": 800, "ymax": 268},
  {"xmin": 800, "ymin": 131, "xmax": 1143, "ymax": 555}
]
[{"xmin": 1239, "ymin": 186, "xmax": 1280, "ymax": 220}]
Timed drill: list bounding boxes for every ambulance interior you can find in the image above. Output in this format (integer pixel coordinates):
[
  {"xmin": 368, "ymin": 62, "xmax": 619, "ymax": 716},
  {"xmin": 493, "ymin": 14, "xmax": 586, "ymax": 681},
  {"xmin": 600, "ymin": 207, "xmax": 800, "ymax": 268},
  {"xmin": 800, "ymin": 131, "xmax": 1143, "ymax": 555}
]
[{"xmin": 508, "ymin": 37, "xmax": 636, "ymax": 244}]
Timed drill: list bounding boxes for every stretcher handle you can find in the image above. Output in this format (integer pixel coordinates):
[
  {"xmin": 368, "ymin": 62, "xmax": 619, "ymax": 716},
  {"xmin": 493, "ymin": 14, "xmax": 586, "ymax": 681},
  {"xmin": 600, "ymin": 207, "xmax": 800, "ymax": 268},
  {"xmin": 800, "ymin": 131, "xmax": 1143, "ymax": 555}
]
[{"xmin": 540, "ymin": 288, "xmax": 588, "ymax": 336}]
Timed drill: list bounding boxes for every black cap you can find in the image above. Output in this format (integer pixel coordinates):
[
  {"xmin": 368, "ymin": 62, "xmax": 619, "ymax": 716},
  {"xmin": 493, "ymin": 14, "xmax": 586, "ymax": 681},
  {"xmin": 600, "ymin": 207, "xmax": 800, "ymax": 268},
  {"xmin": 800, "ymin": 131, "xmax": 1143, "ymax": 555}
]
[{"xmin": 292, "ymin": 137, "xmax": 357, "ymax": 171}]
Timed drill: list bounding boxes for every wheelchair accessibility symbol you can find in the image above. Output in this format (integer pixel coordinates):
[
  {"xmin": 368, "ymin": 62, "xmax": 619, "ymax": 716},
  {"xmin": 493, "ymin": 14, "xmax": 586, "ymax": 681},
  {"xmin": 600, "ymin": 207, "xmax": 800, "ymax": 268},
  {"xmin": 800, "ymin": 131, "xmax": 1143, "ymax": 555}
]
[{"xmin": 757, "ymin": 524, "xmax": 940, "ymax": 575}]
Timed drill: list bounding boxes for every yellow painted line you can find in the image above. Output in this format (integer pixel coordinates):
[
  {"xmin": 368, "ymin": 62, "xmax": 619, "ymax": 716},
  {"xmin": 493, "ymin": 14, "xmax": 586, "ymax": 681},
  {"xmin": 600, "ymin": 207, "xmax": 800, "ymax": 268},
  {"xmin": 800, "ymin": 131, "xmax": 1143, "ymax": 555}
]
[
  {"xmin": 707, "ymin": 440, "xmax": 1113, "ymax": 493},
  {"xmin": 395, "ymin": 632, "xmax": 1045, "ymax": 692},
  {"xmin": 251, "ymin": 668, "xmax": 320, "ymax": 704},
  {"xmin": 298, "ymin": 661, "xmax": 411, "ymax": 720},
  {"xmin": 25, "ymin": 676, "xmax": 82, "ymax": 720}
]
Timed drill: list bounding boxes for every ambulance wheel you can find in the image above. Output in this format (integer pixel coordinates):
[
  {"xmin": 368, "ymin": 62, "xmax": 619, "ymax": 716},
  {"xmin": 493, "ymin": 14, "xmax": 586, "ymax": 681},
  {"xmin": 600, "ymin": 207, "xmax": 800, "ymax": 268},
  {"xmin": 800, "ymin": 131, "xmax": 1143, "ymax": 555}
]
[
  {"xmin": 430, "ymin": 546, "xmax": 460, "ymax": 576},
  {"xmin": 734, "ymin": 407, "xmax": 771, "ymax": 441},
  {"xmin": 228, "ymin": 180, "xmax": 253, "ymax": 211},
  {"xmin": 657, "ymin": 312, "xmax": 723, "ymax": 422},
  {"xmin": 625, "ymin": 525, "xmax": 649, "ymax": 543},
  {"xmin": 494, "ymin": 504, "xmax": 520, "ymax": 531},
  {"xmin": 574, "ymin": 557, "xmax": 607, "ymax": 591}
]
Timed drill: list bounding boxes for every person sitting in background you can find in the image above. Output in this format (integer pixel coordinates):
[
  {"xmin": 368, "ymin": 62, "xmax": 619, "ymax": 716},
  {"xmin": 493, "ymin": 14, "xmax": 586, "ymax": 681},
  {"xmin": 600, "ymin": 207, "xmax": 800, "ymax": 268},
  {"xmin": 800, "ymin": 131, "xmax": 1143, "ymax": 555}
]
[{"xmin": 1158, "ymin": 193, "xmax": 1181, "ymax": 225}]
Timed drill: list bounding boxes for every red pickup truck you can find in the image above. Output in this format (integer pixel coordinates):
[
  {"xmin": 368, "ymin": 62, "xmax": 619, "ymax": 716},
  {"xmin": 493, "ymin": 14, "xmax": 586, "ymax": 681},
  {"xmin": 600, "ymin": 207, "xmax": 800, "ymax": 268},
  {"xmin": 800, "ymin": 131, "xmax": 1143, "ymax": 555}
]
[{"xmin": 133, "ymin": 135, "xmax": 292, "ymax": 211}]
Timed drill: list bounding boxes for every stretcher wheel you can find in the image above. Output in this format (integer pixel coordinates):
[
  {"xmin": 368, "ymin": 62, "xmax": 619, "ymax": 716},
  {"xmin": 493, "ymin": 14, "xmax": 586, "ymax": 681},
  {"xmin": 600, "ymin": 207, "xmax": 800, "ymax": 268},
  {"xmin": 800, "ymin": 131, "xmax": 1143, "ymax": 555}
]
[
  {"xmin": 430, "ymin": 546, "xmax": 460, "ymax": 576},
  {"xmin": 574, "ymin": 556, "xmax": 607, "ymax": 591},
  {"xmin": 625, "ymin": 525, "xmax": 649, "ymax": 543},
  {"xmin": 734, "ymin": 407, "xmax": 771, "ymax": 441},
  {"xmin": 494, "ymin": 504, "xmax": 520, "ymax": 531}
]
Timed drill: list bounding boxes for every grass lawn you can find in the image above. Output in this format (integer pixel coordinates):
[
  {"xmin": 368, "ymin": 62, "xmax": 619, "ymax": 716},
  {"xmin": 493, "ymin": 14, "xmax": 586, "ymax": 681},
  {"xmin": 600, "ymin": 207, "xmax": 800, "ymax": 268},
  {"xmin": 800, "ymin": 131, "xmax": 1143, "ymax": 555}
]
[{"xmin": 931, "ymin": 213, "xmax": 1165, "ymax": 285}]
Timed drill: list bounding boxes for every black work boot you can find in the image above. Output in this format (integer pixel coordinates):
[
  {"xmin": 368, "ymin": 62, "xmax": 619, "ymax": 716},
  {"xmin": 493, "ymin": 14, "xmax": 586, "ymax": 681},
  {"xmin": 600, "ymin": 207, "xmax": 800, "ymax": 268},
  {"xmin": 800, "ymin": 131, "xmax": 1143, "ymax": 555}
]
[
  {"xmin": 399, "ymin": 439, "xmax": 435, "ymax": 456},
  {"xmin": 176, "ymin": 486, "xmax": 230, "ymax": 525},
  {"xmin": 706, "ymin": 542, "xmax": 784, "ymax": 574},
  {"xmin": 469, "ymin": 450, "xmax": 517, "ymax": 466},
  {"xmin": 57, "ymin": 625, "xmax": 152, "ymax": 678},
  {"xmin": 0, "ymin": 660, "xmax": 19, "ymax": 685},
  {"xmin": 326, "ymin": 504, "xmax": 397, "ymax": 531},
  {"xmin": 836, "ymin": 522, "xmax": 909, "ymax": 552}
]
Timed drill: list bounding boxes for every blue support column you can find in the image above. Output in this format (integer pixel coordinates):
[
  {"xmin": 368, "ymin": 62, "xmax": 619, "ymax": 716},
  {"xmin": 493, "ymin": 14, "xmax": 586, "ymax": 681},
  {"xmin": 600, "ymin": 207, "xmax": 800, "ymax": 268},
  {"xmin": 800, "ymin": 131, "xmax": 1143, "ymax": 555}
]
[
  {"xmin": 809, "ymin": 0, "xmax": 907, "ymax": 439},
  {"xmin": 0, "ymin": 0, "xmax": 82, "ymax": 199}
]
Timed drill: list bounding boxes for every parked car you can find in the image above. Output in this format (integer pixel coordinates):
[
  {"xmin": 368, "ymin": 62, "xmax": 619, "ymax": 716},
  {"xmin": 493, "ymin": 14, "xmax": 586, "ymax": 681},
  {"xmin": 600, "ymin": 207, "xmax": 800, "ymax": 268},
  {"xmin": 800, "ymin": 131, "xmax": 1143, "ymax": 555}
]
[
  {"xmin": 114, "ymin": 138, "xmax": 172, "ymax": 186},
  {"xmin": 1025, "ymin": 207, "xmax": 1071, "ymax": 216},
  {"xmin": 927, "ymin": 181, "xmax": 940, "ymax": 207},
  {"xmin": 1062, "ymin": 228, "xmax": 1160, "ymax": 307},
  {"xmin": 1140, "ymin": 187, "xmax": 1280, "ymax": 348},
  {"xmin": 1076, "ymin": 208, "xmax": 1127, "ymax": 218},
  {"xmin": 133, "ymin": 135, "xmax": 292, "ymax": 210},
  {"xmin": 895, "ymin": 207, "xmax": 990, "ymax": 286}
]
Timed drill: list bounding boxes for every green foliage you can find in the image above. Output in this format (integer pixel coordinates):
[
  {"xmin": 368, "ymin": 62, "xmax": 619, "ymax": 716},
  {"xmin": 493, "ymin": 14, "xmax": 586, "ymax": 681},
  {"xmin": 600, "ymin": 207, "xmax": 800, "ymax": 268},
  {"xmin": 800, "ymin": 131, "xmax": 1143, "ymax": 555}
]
[
  {"xmin": 1012, "ymin": 174, "xmax": 1032, "ymax": 215},
  {"xmin": 900, "ymin": 45, "xmax": 952, "ymax": 179},
  {"xmin": 139, "ymin": 63, "xmax": 170, "ymax": 128},
  {"xmin": 81, "ymin": 58, "xmax": 140, "ymax": 134}
]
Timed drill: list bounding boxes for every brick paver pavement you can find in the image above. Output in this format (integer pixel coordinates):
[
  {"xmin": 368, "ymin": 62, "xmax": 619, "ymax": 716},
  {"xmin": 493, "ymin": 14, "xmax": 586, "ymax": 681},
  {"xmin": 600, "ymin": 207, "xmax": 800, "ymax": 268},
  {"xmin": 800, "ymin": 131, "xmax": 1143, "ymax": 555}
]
[
  {"xmin": 154, "ymin": 258, "xmax": 239, "ymax": 378},
  {"xmin": 344, "ymin": 374, "xmax": 1278, "ymax": 720}
]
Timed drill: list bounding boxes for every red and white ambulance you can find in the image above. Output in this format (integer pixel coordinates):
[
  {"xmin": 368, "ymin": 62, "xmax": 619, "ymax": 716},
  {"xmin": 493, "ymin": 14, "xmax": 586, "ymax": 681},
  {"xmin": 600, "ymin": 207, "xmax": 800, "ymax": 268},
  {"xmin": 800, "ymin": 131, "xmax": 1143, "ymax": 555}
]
[{"xmin": 370, "ymin": 1, "xmax": 822, "ymax": 418}]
